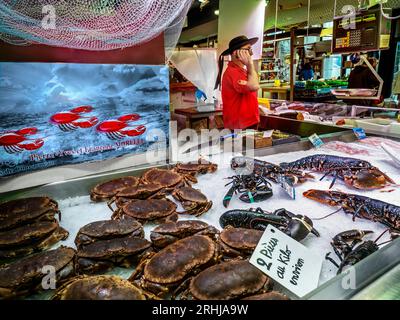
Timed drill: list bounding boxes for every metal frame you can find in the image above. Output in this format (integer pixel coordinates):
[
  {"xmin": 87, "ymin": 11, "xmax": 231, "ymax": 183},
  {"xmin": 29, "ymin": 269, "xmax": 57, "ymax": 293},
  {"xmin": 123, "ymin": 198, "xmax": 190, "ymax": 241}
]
[{"xmin": 332, "ymin": 55, "xmax": 384, "ymax": 101}]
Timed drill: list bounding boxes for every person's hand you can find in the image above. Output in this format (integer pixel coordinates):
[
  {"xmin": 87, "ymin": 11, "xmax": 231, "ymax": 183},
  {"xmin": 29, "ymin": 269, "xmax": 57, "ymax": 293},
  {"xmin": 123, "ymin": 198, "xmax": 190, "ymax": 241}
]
[{"xmin": 236, "ymin": 49, "xmax": 253, "ymax": 67}]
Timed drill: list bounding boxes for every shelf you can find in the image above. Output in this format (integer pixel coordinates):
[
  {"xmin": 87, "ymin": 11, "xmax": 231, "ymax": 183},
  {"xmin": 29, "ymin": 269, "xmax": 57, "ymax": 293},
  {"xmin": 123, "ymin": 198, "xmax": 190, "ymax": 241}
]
[
  {"xmin": 260, "ymin": 70, "xmax": 278, "ymax": 73},
  {"xmin": 260, "ymin": 80, "xmax": 275, "ymax": 83}
]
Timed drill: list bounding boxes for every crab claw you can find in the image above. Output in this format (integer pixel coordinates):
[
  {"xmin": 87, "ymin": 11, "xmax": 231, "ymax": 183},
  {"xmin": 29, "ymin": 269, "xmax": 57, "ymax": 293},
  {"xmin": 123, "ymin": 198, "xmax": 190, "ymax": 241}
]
[
  {"xmin": 303, "ymin": 189, "xmax": 342, "ymax": 207},
  {"xmin": 344, "ymin": 168, "xmax": 395, "ymax": 190}
]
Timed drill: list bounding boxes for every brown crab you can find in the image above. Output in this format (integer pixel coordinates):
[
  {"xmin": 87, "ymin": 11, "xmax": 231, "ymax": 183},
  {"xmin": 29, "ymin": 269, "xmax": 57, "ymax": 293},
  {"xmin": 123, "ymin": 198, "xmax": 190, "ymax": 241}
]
[
  {"xmin": 179, "ymin": 260, "xmax": 273, "ymax": 300},
  {"xmin": 0, "ymin": 246, "xmax": 76, "ymax": 299},
  {"xmin": 129, "ymin": 235, "xmax": 220, "ymax": 298},
  {"xmin": 0, "ymin": 220, "xmax": 69, "ymax": 260},
  {"xmin": 172, "ymin": 186, "xmax": 212, "ymax": 217},
  {"xmin": 107, "ymin": 183, "xmax": 165, "ymax": 210},
  {"xmin": 75, "ymin": 218, "xmax": 144, "ymax": 249},
  {"xmin": 52, "ymin": 275, "xmax": 147, "ymax": 300},
  {"xmin": 0, "ymin": 197, "xmax": 60, "ymax": 231},
  {"xmin": 90, "ymin": 176, "xmax": 140, "ymax": 202},
  {"xmin": 141, "ymin": 168, "xmax": 196, "ymax": 192},
  {"xmin": 242, "ymin": 292, "xmax": 290, "ymax": 300},
  {"xmin": 112, "ymin": 199, "xmax": 178, "ymax": 224},
  {"xmin": 217, "ymin": 227, "xmax": 263, "ymax": 260},
  {"xmin": 52, "ymin": 275, "xmax": 152, "ymax": 300},
  {"xmin": 150, "ymin": 220, "xmax": 219, "ymax": 249},
  {"xmin": 76, "ymin": 237, "xmax": 152, "ymax": 274},
  {"xmin": 174, "ymin": 159, "xmax": 218, "ymax": 176}
]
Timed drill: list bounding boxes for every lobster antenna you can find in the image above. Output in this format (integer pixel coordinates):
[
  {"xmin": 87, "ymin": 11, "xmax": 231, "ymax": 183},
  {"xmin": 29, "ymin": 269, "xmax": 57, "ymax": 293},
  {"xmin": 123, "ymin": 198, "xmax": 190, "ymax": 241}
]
[
  {"xmin": 377, "ymin": 239, "xmax": 392, "ymax": 246},
  {"xmin": 313, "ymin": 207, "xmax": 342, "ymax": 221},
  {"xmin": 374, "ymin": 228, "xmax": 390, "ymax": 244}
]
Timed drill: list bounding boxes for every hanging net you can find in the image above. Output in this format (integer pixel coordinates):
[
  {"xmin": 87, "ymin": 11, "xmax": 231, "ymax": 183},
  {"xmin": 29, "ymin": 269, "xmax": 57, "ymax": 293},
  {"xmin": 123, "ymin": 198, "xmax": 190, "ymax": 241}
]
[{"xmin": 0, "ymin": 0, "xmax": 193, "ymax": 51}]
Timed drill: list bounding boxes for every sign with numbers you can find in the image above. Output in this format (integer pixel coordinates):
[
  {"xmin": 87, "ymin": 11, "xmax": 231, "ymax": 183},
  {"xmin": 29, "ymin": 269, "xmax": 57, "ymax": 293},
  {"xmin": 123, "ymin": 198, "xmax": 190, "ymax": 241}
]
[{"xmin": 250, "ymin": 225, "xmax": 323, "ymax": 298}]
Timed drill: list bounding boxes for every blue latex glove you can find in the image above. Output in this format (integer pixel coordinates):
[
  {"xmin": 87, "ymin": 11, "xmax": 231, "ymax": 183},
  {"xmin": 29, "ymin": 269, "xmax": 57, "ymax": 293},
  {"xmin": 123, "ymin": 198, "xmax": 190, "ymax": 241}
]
[{"xmin": 195, "ymin": 88, "xmax": 207, "ymax": 102}]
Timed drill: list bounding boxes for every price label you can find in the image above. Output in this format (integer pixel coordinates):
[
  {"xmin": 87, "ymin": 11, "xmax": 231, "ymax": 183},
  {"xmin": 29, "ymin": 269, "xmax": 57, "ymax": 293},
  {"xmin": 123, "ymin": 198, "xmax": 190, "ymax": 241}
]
[
  {"xmin": 353, "ymin": 127, "xmax": 367, "ymax": 140},
  {"xmin": 308, "ymin": 133, "xmax": 324, "ymax": 148},
  {"xmin": 250, "ymin": 225, "xmax": 323, "ymax": 298},
  {"xmin": 277, "ymin": 174, "xmax": 296, "ymax": 200},
  {"xmin": 263, "ymin": 130, "xmax": 274, "ymax": 138}
]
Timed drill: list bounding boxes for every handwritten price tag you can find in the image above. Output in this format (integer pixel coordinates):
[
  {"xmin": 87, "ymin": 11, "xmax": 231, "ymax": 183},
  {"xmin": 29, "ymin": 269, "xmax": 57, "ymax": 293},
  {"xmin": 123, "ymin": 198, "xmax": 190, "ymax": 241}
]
[{"xmin": 250, "ymin": 225, "xmax": 323, "ymax": 298}]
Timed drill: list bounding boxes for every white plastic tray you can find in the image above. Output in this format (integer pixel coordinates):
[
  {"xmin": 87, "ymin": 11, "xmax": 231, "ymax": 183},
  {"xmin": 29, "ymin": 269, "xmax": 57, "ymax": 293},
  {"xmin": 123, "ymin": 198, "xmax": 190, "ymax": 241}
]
[{"xmin": 356, "ymin": 118, "xmax": 393, "ymax": 133}]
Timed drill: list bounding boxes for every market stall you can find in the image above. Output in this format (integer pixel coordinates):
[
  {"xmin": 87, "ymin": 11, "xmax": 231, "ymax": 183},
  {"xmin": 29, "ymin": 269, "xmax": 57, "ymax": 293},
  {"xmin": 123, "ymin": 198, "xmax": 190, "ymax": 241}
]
[{"xmin": 1, "ymin": 0, "xmax": 400, "ymax": 304}]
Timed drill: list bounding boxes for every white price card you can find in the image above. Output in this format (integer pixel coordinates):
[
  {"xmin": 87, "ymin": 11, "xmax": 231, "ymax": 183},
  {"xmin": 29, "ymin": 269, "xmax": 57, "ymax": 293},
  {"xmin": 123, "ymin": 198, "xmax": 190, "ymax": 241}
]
[
  {"xmin": 250, "ymin": 225, "xmax": 323, "ymax": 298},
  {"xmin": 263, "ymin": 130, "xmax": 274, "ymax": 138}
]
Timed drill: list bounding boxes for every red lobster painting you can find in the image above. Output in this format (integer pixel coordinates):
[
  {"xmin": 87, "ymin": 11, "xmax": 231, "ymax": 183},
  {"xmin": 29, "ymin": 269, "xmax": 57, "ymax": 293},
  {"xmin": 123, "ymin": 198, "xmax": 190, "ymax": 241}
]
[
  {"xmin": 50, "ymin": 106, "xmax": 98, "ymax": 132},
  {"xmin": 0, "ymin": 127, "xmax": 45, "ymax": 154},
  {"xmin": 96, "ymin": 114, "xmax": 146, "ymax": 140}
]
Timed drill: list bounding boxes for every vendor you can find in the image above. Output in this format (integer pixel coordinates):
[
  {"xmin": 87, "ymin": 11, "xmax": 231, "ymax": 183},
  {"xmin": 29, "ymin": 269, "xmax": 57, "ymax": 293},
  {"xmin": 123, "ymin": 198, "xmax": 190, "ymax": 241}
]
[{"xmin": 214, "ymin": 35, "xmax": 260, "ymax": 130}]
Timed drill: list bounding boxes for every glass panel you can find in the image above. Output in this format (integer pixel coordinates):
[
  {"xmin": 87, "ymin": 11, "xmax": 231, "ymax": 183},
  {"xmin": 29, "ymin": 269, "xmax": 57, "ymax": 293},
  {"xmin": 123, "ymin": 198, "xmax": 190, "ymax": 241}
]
[{"xmin": 323, "ymin": 54, "xmax": 342, "ymax": 79}]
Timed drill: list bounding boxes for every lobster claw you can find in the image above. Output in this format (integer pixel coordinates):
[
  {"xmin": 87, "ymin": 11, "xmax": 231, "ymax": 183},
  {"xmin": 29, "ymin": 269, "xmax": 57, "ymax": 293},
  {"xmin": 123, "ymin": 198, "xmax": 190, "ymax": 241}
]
[{"xmin": 286, "ymin": 215, "xmax": 320, "ymax": 241}]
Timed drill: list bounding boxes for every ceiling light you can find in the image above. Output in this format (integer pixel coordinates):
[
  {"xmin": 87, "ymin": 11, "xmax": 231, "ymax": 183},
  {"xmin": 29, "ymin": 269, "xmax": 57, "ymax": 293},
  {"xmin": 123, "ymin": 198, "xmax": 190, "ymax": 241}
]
[{"xmin": 214, "ymin": 9, "xmax": 219, "ymax": 16}]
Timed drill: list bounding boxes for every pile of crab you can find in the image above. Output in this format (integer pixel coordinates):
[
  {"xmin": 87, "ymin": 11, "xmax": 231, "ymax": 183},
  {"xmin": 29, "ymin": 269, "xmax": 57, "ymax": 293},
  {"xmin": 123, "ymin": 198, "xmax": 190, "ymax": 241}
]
[
  {"xmin": 0, "ymin": 218, "xmax": 289, "ymax": 300},
  {"xmin": 0, "ymin": 197, "xmax": 69, "ymax": 263},
  {"xmin": 90, "ymin": 159, "xmax": 218, "ymax": 221},
  {"xmin": 0, "ymin": 160, "xmax": 291, "ymax": 300}
]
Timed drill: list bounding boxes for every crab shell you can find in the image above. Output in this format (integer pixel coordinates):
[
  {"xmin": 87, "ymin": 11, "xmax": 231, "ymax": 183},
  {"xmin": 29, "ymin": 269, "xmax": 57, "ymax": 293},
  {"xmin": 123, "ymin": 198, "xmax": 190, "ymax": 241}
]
[
  {"xmin": 141, "ymin": 168, "xmax": 194, "ymax": 192},
  {"xmin": 218, "ymin": 227, "xmax": 263, "ymax": 258},
  {"xmin": 76, "ymin": 237, "xmax": 152, "ymax": 274},
  {"xmin": 189, "ymin": 260, "xmax": 273, "ymax": 300},
  {"xmin": 110, "ymin": 183, "xmax": 165, "ymax": 209},
  {"xmin": 0, "ymin": 220, "xmax": 69, "ymax": 259},
  {"xmin": 242, "ymin": 291, "xmax": 290, "ymax": 300},
  {"xmin": 113, "ymin": 199, "xmax": 178, "ymax": 224},
  {"xmin": 132, "ymin": 235, "xmax": 219, "ymax": 297},
  {"xmin": 0, "ymin": 197, "xmax": 60, "ymax": 231},
  {"xmin": 174, "ymin": 160, "xmax": 218, "ymax": 175},
  {"xmin": 52, "ymin": 275, "xmax": 146, "ymax": 300},
  {"xmin": 90, "ymin": 176, "xmax": 140, "ymax": 202},
  {"xmin": 150, "ymin": 220, "xmax": 219, "ymax": 249},
  {"xmin": 172, "ymin": 187, "xmax": 213, "ymax": 217},
  {"xmin": 0, "ymin": 246, "xmax": 76, "ymax": 299},
  {"xmin": 75, "ymin": 218, "xmax": 143, "ymax": 249}
]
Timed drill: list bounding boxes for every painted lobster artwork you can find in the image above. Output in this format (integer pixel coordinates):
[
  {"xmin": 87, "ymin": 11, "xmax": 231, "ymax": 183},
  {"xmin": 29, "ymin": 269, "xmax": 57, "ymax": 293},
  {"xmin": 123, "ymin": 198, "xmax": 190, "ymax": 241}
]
[
  {"xmin": 0, "ymin": 127, "xmax": 45, "ymax": 154},
  {"xmin": 50, "ymin": 106, "xmax": 98, "ymax": 132},
  {"xmin": 96, "ymin": 114, "xmax": 146, "ymax": 140}
]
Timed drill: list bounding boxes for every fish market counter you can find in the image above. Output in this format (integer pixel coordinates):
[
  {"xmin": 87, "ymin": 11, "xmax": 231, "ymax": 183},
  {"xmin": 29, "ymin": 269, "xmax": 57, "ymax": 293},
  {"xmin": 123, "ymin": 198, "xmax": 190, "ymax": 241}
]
[
  {"xmin": 1, "ymin": 131, "xmax": 400, "ymax": 300},
  {"xmin": 260, "ymin": 99, "xmax": 400, "ymax": 140}
]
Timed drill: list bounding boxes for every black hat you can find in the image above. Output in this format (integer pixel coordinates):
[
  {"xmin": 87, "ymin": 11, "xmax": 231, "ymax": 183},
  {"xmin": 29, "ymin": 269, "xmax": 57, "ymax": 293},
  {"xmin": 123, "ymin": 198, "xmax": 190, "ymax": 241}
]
[{"xmin": 214, "ymin": 35, "xmax": 259, "ymax": 90}]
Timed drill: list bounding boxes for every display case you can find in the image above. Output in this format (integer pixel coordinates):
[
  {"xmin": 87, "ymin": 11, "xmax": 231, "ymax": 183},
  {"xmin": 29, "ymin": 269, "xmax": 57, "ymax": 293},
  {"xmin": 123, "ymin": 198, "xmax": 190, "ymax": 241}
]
[
  {"xmin": 264, "ymin": 99, "xmax": 400, "ymax": 139},
  {"xmin": 1, "ymin": 128, "xmax": 400, "ymax": 300}
]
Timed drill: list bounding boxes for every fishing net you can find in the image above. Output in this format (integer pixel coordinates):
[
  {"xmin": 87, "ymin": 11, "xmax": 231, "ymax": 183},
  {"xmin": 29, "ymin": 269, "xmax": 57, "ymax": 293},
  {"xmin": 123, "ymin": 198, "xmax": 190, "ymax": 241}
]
[{"xmin": 0, "ymin": 0, "xmax": 193, "ymax": 51}]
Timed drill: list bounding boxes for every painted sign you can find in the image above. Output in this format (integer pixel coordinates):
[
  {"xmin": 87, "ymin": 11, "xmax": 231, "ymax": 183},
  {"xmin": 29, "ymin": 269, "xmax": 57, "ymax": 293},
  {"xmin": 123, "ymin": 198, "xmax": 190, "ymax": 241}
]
[{"xmin": 0, "ymin": 62, "xmax": 169, "ymax": 177}]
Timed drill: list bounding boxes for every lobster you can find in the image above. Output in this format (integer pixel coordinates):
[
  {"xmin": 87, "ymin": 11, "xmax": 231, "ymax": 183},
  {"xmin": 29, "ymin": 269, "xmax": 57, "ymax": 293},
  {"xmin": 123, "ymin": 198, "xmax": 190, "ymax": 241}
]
[
  {"xmin": 223, "ymin": 174, "xmax": 273, "ymax": 208},
  {"xmin": 326, "ymin": 229, "xmax": 390, "ymax": 274},
  {"xmin": 231, "ymin": 156, "xmax": 314, "ymax": 186},
  {"xmin": 280, "ymin": 154, "xmax": 395, "ymax": 190},
  {"xmin": 303, "ymin": 189, "xmax": 400, "ymax": 232},
  {"xmin": 219, "ymin": 207, "xmax": 320, "ymax": 242}
]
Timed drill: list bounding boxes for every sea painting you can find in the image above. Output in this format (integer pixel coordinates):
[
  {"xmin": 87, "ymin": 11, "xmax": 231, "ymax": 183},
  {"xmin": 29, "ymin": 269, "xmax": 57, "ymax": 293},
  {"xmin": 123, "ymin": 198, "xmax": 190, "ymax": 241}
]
[{"xmin": 0, "ymin": 62, "xmax": 169, "ymax": 177}]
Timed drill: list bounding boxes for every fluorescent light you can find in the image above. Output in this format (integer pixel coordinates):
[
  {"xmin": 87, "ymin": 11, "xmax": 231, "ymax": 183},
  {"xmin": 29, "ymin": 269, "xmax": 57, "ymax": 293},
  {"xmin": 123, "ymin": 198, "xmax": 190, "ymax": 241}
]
[{"xmin": 214, "ymin": 10, "xmax": 219, "ymax": 15}]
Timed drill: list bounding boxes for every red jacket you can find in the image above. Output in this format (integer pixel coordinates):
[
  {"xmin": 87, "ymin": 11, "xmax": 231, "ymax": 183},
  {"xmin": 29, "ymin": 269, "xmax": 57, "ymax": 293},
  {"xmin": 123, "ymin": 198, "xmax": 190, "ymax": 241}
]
[{"xmin": 221, "ymin": 61, "xmax": 259, "ymax": 129}]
